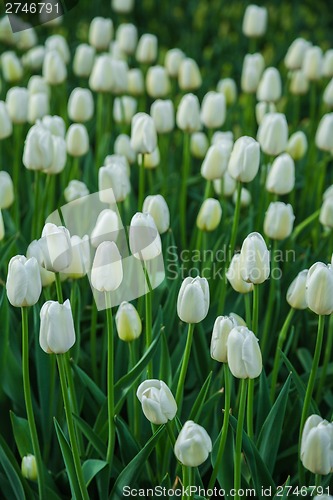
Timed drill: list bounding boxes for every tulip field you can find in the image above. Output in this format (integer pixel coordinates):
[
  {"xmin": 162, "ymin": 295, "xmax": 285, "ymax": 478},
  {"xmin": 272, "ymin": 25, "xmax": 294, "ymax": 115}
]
[{"xmin": 1, "ymin": 0, "xmax": 333, "ymax": 498}]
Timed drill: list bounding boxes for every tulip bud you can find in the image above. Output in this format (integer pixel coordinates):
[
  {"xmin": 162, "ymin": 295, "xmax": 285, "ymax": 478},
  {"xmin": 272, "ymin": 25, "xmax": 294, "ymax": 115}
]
[
  {"xmin": 239, "ymin": 232, "xmax": 270, "ymax": 284},
  {"xmin": 39, "ymin": 299, "xmax": 75, "ymax": 354},
  {"xmin": 174, "ymin": 421, "xmax": 212, "ymax": 467},
  {"xmin": 242, "ymin": 4, "xmax": 267, "ymax": 38},
  {"xmin": 241, "ymin": 53, "xmax": 265, "ymax": 93},
  {"xmin": 146, "ymin": 66, "xmax": 170, "ymax": 98},
  {"xmin": 0, "ymin": 171, "xmax": 14, "ymax": 209},
  {"xmin": 165, "ymin": 48, "xmax": 185, "ymax": 78},
  {"xmin": 226, "ymin": 254, "xmax": 254, "ymax": 294},
  {"xmin": 213, "ymin": 171, "xmax": 236, "ymax": 198},
  {"xmin": 1, "ymin": 51, "xmax": 23, "ymax": 82},
  {"xmin": 40, "ymin": 223, "xmax": 72, "ymax": 273},
  {"xmin": 306, "ymin": 262, "xmax": 333, "ymax": 315},
  {"xmin": 89, "ymin": 17, "xmax": 113, "ymax": 51},
  {"xmin": 99, "ymin": 161, "xmax": 131, "ymax": 203},
  {"xmin": 232, "ymin": 187, "xmax": 252, "ymax": 207},
  {"xmin": 73, "ymin": 44, "xmax": 95, "ymax": 78},
  {"xmin": 255, "ymin": 101, "xmax": 276, "ymax": 126},
  {"xmin": 315, "ymin": 113, "xmax": 333, "ymax": 151},
  {"xmin": 196, "ymin": 198, "xmax": 222, "ymax": 232},
  {"xmin": 228, "ymin": 136, "xmax": 260, "ymax": 183},
  {"xmin": 301, "ymin": 415, "xmax": 333, "ymax": 475},
  {"xmin": 323, "ymin": 185, "xmax": 333, "ymax": 201},
  {"xmin": 201, "ymin": 144, "xmax": 230, "ymax": 181},
  {"xmin": 136, "ymin": 34, "xmax": 158, "ymax": 65},
  {"xmin": 130, "ymin": 113, "xmax": 157, "ymax": 154},
  {"xmin": 41, "ymin": 115, "xmax": 65, "ymax": 138},
  {"xmin": 28, "ymin": 93, "xmax": 50, "ymax": 124},
  {"xmin": 176, "ymin": 93, "xmax": 201, "ymax": 133},
  {"xmin": 61, "ymin": 235, "xmax": 90, "ymax": 279},
  {"xmin": 64, "ymin": 180, "xmax": 89, "ymax": 202},
  {"xmin": 45, "ymin": 35, "xmax": 70, "ymax": 63},
  {"xmin": 289, "ymin": 70, "xmax": 309, "ymax": 95},
  {"xmin": 0, "ymin": 210, "xmax": 4, "ymax": 241},
  {"xmin": 116, "ymin": 302, "xmax": 142, "ymax": 342},
  {"xmin": 127, "ymin": 68, "xmax": 145, "ymax": 96},
  {"xmin": 286, "ymin": 131, "xmax": 308, "ymax": 160},
  {"xmin": 190, "ymin": 132, "xmax": 209, "ymax": 159},
  {"xmin": 137, "ymin": 379, "xmax": 177, "ymax": 424},
  {"xmin": 323, "ymin": 79, "xmax": 333, "ymax": 108},
  {"xmin": 257, "ymin": 67, "xmax": 282, "ymax": 103},
  {"xmin": 114, "ymin": 134, "xmax": 136, "ymax": 164},
  {"xmin": 116, "ymin": 24, "xmax": 137, "ymax": 55},
  {"xmin": 177, "ymin": 276, "xmax": 209, "ymax": 323},
  {"xmin": 91, "ymin": 241, "xmax": 123, "ymax": 292},
  {"xmin": 323, "ymin": 50, "xmax": 333, "ymax": 78},
  {"xmin": 142, "ymin": 194, "xmax": 170, "ymax": 234},
  {"xmin": 217, "ymin": 78, "xmax": 237, "ymax": 106},
  {"xmin": 6, "ymin": 256, "xmax": 42, "ymax": 307},
  {"xmin": 265, "ymin": 153, "xmax": 295, "ymax": 195},
  {"xmin": 23, "ymin": 124, "xmax": 53, "ymax": 171},
  {"xmin": 114, "ymin": 96, "xmax": 137, "ymax": 125},
  {"xmin": 227, "ymin": 326, "xmax": 262, "ymax": 378},
  {"xmin": 257, "ymin": 113, "xmax": 288, "ymax": 156},
  {"xmin": 68, "ymin": 88, "xmax": 94, "ymax": 123},
  {"xmin": 212, "ymin": 131, "xmax": 234, "ymax": 147},
  {"xmin": 89, "ymin": 55, "xmax": 114, "ymax": 93},
  {"xmin": 264, "ymin": 202, "xmax": 295, "ymax": 240},
  {"xmin": 302, "ymin": 46, "xmax": 323, "ymax": 81},
  {"xmin": 286, "ymin": 269, "xmax": 308, "ymax": 309},
  {"xmin": 129, "ymin": 212, "xmax": 162, "ymax": 261},
  {"xmin": 21, "ymin": 455, "xmax": 37, "ymax": 481},
  {"xmin": 27, "ymin": 77, "xmax": 49, "ymax": 98},
  {"xmin": 6, "ymin": 87, "xmax": 29, "ymax": 124},
  {"xmin": 26, "ymin": 240, "xmax": 55, "ymax": 287},
  {"xmin": 150, "ymin": 99, "xmax": 174, "ymax": 134},
  {"xmin": 46, "ymin": 136, "xmax": 67, "ymax": 175},
  {"xmin": 201, "ymin": 91, "xmax": 226, "ymax": 129},
  {"xmin": 66, "ymin": 124, "xmax": 89, "ymax": 157},
  {"xmin": 320, "ymin": 197, "xmax": 333, "ymax": 228},
  {"xmin": 91, "ymin": 209, "xmax": 120, "ymax": 248},
  {"xmin": 43, "ymin": 50, "xmax": 67, "ymax": 85},
  {"xmin": 285, "ymin": 38, "xmax": 311, "ymax": 70},
  {"xmin": 178, "ymin": 58, "xmax": 202, "ymax": 91},
  {"xmin": 111, "ymin": 0, "xmax": 134, "ymax": 14},
  {"xmin": 0, "ymin": 101, "xmax": 12, "ymax": 139},
  {"xmin": 22, "ymin": 46, "xmax": 45, "ymax": 71},
  {"xmin": 210, "ymin": 316, "xmax": 236, "ymax": 362}
]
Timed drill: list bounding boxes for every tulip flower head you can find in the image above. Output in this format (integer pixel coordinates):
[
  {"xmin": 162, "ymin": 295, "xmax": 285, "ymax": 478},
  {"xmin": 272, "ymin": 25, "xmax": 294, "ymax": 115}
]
[
  {"xmin": 210, "ymin": 315, "xmax": 237, "ymax": 363},
  {"xmin": 227, "ymin": 326, "xmax": 262, "ymax": 379},
  {"xmin": 137, "ymin": 379, "xmax": 177, "ymax": 425},
  {"xmin": 129, "ymin": 212, "xmax": 162, "ymax": 261},
  {"xmin": 116, "ymin": 302, "xmax": 142, "ymax": 342},
  {"xmin": 177, "ymin": 276, "xmax": 210, "ymax": 323},
  {"xmin": 174, "ymin": 420, "xmax": 212, "ymax": 467},
  {"xmin": 306, "ymin": 262, "xmax": 333, "ymax": 315},
  {"xmin": 239, "ymin": 232, "xmax": 270, "ymax": 284},
  {"xmin": 6, "ymin": 255, "xmax": 42, "ymax": 307},
  {"xmin": 301, "ymin": 415, "xmax": 333, "ymax": 475},
  {"xmin": 39, "ymin": 299, "xmax": 75, "ymax": 354},
  {"xmin": 286, "ymin": 269, "xmax": 308, "ymax": 310},
  {"xmin": 91, "ymin": 241, "xmax": 123, "ymax": 292}
]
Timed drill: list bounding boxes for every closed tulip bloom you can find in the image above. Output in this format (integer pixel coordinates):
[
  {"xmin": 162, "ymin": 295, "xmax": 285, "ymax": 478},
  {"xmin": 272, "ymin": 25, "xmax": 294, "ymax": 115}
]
[
  {"xmin": 150, "ymin": 99, "xmax": 174, "ymax": 134},
  {"xmin": 190, "ymin": 132, "xmax": 209, "ymax": 159},
  {"xmin": 226, "ymin": 253, "xmax": 254, "ymax": 294},
  {"xmin": 99, "ymin": 161, "xmax": 131, "ymax": 202},
  {"xmin": 242, "ymin": 4, "xmax": 267, "ymax": 38},
  {"xmin": 255, "ymin": 101, "xmax": 276, "ymax": 126},
  {"xmin": 257, "ymin": 67, "xmax": 282, "ymax": 102},
  {"xmin": 110, "ymin": 39, "xmax": 127, "ymax": 61},
  {"xmin": 28, "ymin": 93, "xmax": 49, "ymax": 124},
  {"xmin": 26, "ymin": 240, "xmax": 55, "ymax": 287},
  {"xmin": 40, "ymin": 223, "xmax": 72, "ymax": 273},
  {"xmin": 23, "ymin": 125, "xmax": 53, "ymax": 171},
  {"xmin": 320, "ymin": 197, "xmax": 333, "ymax": 228},
  {"xmin": 46, "ymin": 136, "xmax": 67, "ymax": 175},
  {"xmin": 213, "ymin": 171, "xmax": 237, "ymax": 198},
  {"xmin": 228, "ymin": 136, "xmax": 260, "ymax": 183},
  {"xmin": 241, "ymin": 53, "xmax": 265, "ymax": 93},
  {"xmin": 285, "ymin": 38, "xmax": 311, "ymax": 70},
  {"xmin": 201, "ymin": 91, "xmax": 226, "ymax": 129},
  {"xmin": 302, "ymin": 46, "xmax": 323, "ymax": 81},
  {"xmin": 21, "ymin": 455, "xmax": 37, "ymax": 481},
  {"xmin": 66, "ymin": 124, "xmax": 89, "ymax": 157},
  {"xmin": 6, "ymin": 87, "xmax": 29, "ymax": 124},
  {"xmin": 116, "ymin": 301, "xmax": 142, "ymax": 342},
  {"xmin": 289, "ymin": 70, "xmax": 309, "ymax": 95},
  {"xmin": 114, "ymin": 96, "xmax": 137, "ymax": 125},
  {"xmin": 1, "ymin": 51, "xmax": 23, "ymax": 82},
  {"xmin": 91, "ymin": 241, "xmax": 123, "ymax": 292},
  {"xmin": 39, "ymin": 299, "xmax": 75, "ymax": 353},
  {"xmin": 43, "ymin": 50, "xmax": 67, "ymax": 85},
  {"xmin": 6, "ymin": 256, "xmax": 42, "ymax": 307},
  {"xmin": 201, "ymin": 144, "xmax": 230, "ymax": 181},
  {"xmin": 196, "ymin": 198, "xmax": 222, "ymax": 232},
  {"xmin": 212, "ymin": 131, "xmax": 234, "ymax": 147},
  {"xmin": 22, "ymin": 46, "xmax": 45, "ymax": 71},
  {"xmin": 144, "ymin": 146, "xmax": 160, "ymax": 169},
  {"xmin": 112, "ymin": 0, "xmax": 134, "ymax": 14},
  {"xmin": 217, "ymin": 78, "xmax": 237, "ymax": 106},
  {"xmin": 165, "ymin": 48, "xmax": 185, "ymax": 78},
  {"xmin": 306, "ymin": 262, "xmax": 333, "ymax": 315},
  {"xmin": 15, "ymin": 28, "xmax": 36, "ymax": 51},
  {"xmin": 130, "ymin": 113, "xmax": 157, "ymax": 154},
  {"xmin": 0, "ymin": 210, "xmax": 4, "ymax": 241},
  {"xmin": 89, "ymin": 17, "xmax": 113, "ymax": 51},
  {"xmin": 301, "ymin": 415, "xmax": 333, "ymax": 475},
  {"xmin": 227, "ymin": 326, "xmax": 262, "ymax": 378},
  {"xmin": 64, "ymin": 180, "xmax": 89, "ymax": 202},
  {"xmin": 0, "ymin": 101, "xmax": 12, "ymax": 139},
  {"xmin": 323, "ymin": 185, "xmax": 333, "ymax": 201},
  {"xmin": 174, "ymin": 420, "xmax": 212, "ymax": 467},
  {"xmin": 61, "ymin": 235, "xmax": 90, "ymax": 279},
  {"xmin": 266, "ymin": 153, "xmax": 295, "ymax": 195},
  {"xmin": 264, "ymin": 202, "xmax": 295, "ymax": 240},
  {"xmin": 73, "ymin": 44, "xmax": 95, "ymax": 78},
  {"xmin": 0, "ymin": 171, "xmax": 14, "ymax": 209},
  {"xmin": 177, "ymin": 276, "xmax": 209, "ymax": 323},
  {"xmin": 239, "ymin": 232, "xmax": 270, "ymax": 284},
  {"xmin": 286, "ymin": 131, "xmax": 308, "ymax": 160},
  {"xmin": 27, "ymin": 76, "xmax": 49, "ymax": 97},
  {"xmin": 233, "ymin": 187, "xmax": 252, "ymax": 207},
  {"xmin": 127, "ymin": 68, "xmax": 145, "ymax": 96},
  {"xmin": 178, "ymin": 58, "xmax": 202, "ymax": 90},
  {"xmin": 136, "ymin": 34, "xmax": 157, "ymax": 64},
  {"xmin": 176, "ymin": 93, "xmax": 201, "ymax": 132},
  {"xmin": 68, "ymin": 88, "xmax": 94, "ymax": 123},
  {"xmin": 146, "ymin": 66, "xmax": 170, "ymax": 98},
  {"xmin": 287, "ymin": 269, "xmax": 308, "ymax": 309},
  {"xmin": 114, "ymin": 134, "xmax": 136, "ymax": 164},
  {"xmin": 323, "ymin": 50, "xmax": 333, "ymax": 78},
  {"xmin": 91, "ymin": 209, "xmax": 120, "ymax": 247},
  {"xmin": 323, "ymin": 79, "xmax": 333, "ymax": 108},
  {"xmin": 315, "ymin": 113, "xmax": 333, "ymax": 151},
  {"xmin": 137, "ymin": 379, "xmax": 177, "ymax": 424},
  {"xmin": 257, "ymin": 113, "xmax": 288, "ymax": 156},
  {"xmin": 45, "ymin": 35, "xmax": 70, "ymax": 63},
  {"xmin": 142, "ymin": 194, "xmax": 170, "ymax": 234},
  {"xmin": 41, "ymin": 115, "xmax": 65, "ymax": 138},
  {"xmin": 210, "ymin": 315, "xmax": 236, "ymax": 363},
  {"xmin": 129, "ymin": 212, "xmax": 162, "ymax": 261},
  {"xmin": 89, "ymin": 55, "xmax": 114, "ymax": 93},
  {"xmin": 116, "ymin": 24, "xmax": 137, "ymax": 55}
]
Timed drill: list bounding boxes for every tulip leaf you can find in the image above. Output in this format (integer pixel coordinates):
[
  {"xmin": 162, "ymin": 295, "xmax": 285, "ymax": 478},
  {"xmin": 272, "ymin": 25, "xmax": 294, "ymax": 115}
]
[
  {"xmin": 0, "ymin": 445, "xmax": 25, "ymax": 500},
  {"xmin": 159, "ymin": 327, "xmax": 172, "ymax": 385},
  {"xmin": 257, "ymin": 374, "xmax": 291, "ymax": 474},
  {"xmin": 71, "ymin": 363, "xmax": 106, "ymax": 406},
  {"xmin": 110, "ymin": 424, "xmax": 165, "ymax": 499},
  {"xmin": 114, "ymin": 415, "xmax": 140, "ymax": 465},
  {"xmin": 72, "ymin": 414, "xmax": 107, "ymax": 458},
  {"xmin": 82, "ymin": 459, "xmax": 108, "ymax": 487},
  {"xmin": 211, "ymin": 424, "xmax": 234, "ymax": 492},
  {"xmin": 9, "ymin": 412, "xmax": 33, "ymax": 458},
  {"xmin": 296, "ymin": 347, "xmax": 313, "ymax": 373},
  {"xmin": 272, "ymin": 475, "xmax": 290, "ymax": 499},
  {"xmin": 188, "ymin": 371, "xmax": 212, "ymax": 422},
  {"xmin": 256, "ymin": 369, "xmax": 271, "ymax": 436},
  {"xmin": 53, "ymin": 418, "xmax": 81, "ymax": 500}
]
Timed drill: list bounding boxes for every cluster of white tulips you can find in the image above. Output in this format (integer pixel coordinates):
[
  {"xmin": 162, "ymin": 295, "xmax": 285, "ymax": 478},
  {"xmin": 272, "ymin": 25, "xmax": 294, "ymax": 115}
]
[{"xmin": 1, "ymin": 0, "xmax": 333, "ymax": 498}]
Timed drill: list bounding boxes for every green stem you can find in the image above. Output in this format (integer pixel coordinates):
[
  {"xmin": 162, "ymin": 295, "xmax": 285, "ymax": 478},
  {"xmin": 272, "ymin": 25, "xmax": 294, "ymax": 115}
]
[
  {"xmin": 12, "ymin": 124, "xmax": 22, "ymax": 228},
  {"xmin": 234, "ymin": 379, "xmax": 248, "ymax": 500},
  {"xmin": 143, "ymin": 265, "xmax": 153, "ymax": 378},
  {"xmin": 21, "ymin": 308, "xmax": 45, "ymax": 499},
  {"xmin": 165, "ymin": 420, "xmax": 176, "ymax": 446},
  {"xmin": 316, "ymin": 313, "xmax": 333, "ymax": 402},
  {"xmin": 252, "ymin": 284, "xmax": 259, "ymax": 335},
  {"xmin": 129, "ymin": 342, "xmax": 140, "ymax": 439},
  {"xmin": 96, "ymin": 92, "xmax": 105, "ymax": 166},
  {"xmin": 180, "ymin": 132, "xmax": 190, "ymax": 249},
  {"xmin": 244, "ymin": 292, "xmax": 251, "ymax": 327},
  {"xmin": 203, "ymin": 179, "xmax": 212, "ymax": 200},
  {"xmin": 291, "ymin": 209, "xmax": 320, "ymax": 241},
  {"xmin": 32, "ymin": 171, "xmax": 40, "ymax": 240},
  {"xmin": 55, "ymin": 272, "xmax": 64, "ymax": 304},
  {"xmin": 138, "ymin": 153, "xmax": 145, "ymax": 211},
  {"xmin": 90, "ymin": 302, "xmax": 98, "ymax": 382},
  {"xmin": 261, "ymin": 239, "xmax": 278, "ymax": 357},
  {"xmin": 229, "ymin": 181, "xmax": 242, "ymax": 257},
  {"xmin": 56, "ymin": 354, "xmax": 89, "ymax": 500},
  {"xmin": 175, "ymin": 323, "xmax": 195, "ymax": 411},
  {"xmin": 315, "ymin": 473, "xmax": 321, "ymax": 489},
  {"xmin": 105, "ymin": 292, "xmax": 115, "ymax": 466},
  {"xmin": 247, "ymin": 378, "xmax": 254, "ymax": 440}
]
